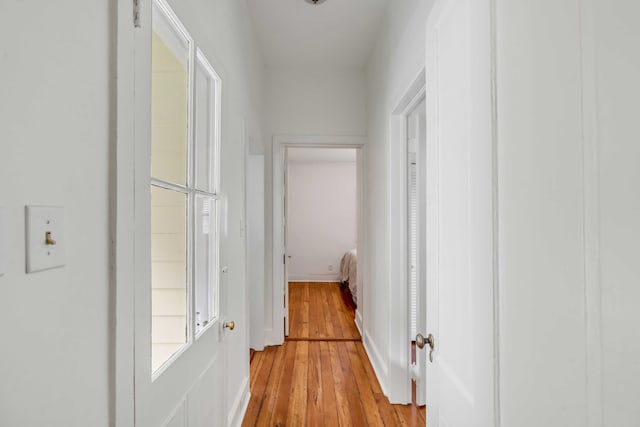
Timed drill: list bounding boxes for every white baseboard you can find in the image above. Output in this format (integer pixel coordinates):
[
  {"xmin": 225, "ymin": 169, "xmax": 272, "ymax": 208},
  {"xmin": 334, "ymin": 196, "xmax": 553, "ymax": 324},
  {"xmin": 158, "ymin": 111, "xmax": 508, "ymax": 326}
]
[
  {"xmin": 228, "ymin": 376, "xmax": 250, "ymax": 427},
  {"xmin": 288, "ymin": 279, "xmax": 340, "ymax": 283},
  {"xmin": 355, "ymin": 310, "xmax": 363, "ymax": 336},
  {"xmin": 363, "ymin": 331, "xmax": 389, "ymax": 397},
  {"xmin": 264, "ymin": 328, "xmax": 283, "ymax": 347}
]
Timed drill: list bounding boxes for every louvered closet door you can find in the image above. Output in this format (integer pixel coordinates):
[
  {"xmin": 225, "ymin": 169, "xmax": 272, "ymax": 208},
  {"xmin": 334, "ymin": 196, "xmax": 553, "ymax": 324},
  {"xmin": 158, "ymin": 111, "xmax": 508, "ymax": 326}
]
[{"xmin": 408, "ymin": 97, "xmax": 427, "ymax": 406}]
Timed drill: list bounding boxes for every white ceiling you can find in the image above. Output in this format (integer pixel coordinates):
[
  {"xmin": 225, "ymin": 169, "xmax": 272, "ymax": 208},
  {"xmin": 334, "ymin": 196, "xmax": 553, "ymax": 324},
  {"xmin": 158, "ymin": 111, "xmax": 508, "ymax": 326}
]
[
  {"xmin": 288, "ymin": 147, "xmax": 357, "ymax": 164},
  {"xmin": 247, "ymin": 0, "xmax": 388, "ymax": 69}
]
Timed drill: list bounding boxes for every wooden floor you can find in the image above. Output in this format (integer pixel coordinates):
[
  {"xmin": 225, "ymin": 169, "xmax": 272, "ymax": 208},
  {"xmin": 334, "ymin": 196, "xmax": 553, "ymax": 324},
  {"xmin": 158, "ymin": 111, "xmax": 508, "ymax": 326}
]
[
  {"xmin": 288, "ymin": 282, "xmax": 361, "ymax": 341},
  {"xmin": 243, "ymin": 282, "xmax": 426, "ymax": 426}
]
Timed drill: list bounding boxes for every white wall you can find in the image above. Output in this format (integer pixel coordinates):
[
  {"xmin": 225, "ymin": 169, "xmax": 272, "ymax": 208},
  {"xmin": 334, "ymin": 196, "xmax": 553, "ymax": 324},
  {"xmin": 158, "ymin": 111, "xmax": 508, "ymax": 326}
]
[
  {"xmin": 247, "ymin": 155, "xmax": 265, "ymax": 351},
  {"xmin": 0, "ymin": 0, "xmax": 264, "ymax": 426},
  {"xmin": 263, "ymin": 69, "xmax": 367, "ymax": 344},
  {"xmin": 364, "ymin": 0, "xmax": 435, "ymax": 398},
  {"xmin": 0, "ymin": 1, "xmax": 112, "ymax": 425},
  {"xmin": 594, "ymin": 2, "xmax": 640, "ymax": 423},
  {"xmin": 287, "ymin": 161, "xmax": 357, "ymax": 282},
  {"xmin": 497, "ymin": 2, "xmax": 587, "ymax": 424},
  {"xmin": 265, "ymin": 69, "xmax": 367, "ymax": 137},
  {"xmin": 496, "ymin": 0, "xmax": 640, "ymax": 425}
]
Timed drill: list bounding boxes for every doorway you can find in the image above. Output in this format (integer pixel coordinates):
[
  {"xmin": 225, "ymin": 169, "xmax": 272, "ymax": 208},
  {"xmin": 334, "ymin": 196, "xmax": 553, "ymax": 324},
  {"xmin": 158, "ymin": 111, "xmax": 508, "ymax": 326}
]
[
  {"xmin": 285, "ymin": 147, "xmax": 360, "ymax": 341},
  {"xmin": 271, "ymin": 136, "xmax": 365, "ymax": 345}
]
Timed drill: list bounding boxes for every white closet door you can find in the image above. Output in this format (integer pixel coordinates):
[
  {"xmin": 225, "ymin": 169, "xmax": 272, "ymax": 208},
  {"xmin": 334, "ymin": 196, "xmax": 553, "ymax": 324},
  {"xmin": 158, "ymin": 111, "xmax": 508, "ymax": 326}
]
[{"xmin": 424, "ymin": 0, "xmax": 497, "ymax": 425}]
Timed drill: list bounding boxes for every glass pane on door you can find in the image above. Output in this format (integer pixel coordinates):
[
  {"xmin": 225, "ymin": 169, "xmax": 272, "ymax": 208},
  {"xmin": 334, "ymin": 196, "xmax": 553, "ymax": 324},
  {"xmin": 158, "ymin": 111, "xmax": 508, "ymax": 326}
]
[
  {"xmin": 151, "ymin": 186, "xmax": 188, "ymax": 372},
  {"xmin": 194, "ymin": 53, "xmax": 215, "ymax": 192},
  {"xmin": 195, "ymin": 195, "xmax": 218, "ymax": 335},
  {"xmin": 151, "ymin": 19, "xmax": 189, "ymax": 186}
]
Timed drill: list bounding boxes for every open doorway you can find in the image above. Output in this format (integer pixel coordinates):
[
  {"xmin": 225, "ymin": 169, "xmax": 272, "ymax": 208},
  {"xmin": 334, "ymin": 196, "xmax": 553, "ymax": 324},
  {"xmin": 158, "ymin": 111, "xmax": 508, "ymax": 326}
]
[{"xmin": 284, "ymin": 147, "xmax": 361, "ymax": 341}]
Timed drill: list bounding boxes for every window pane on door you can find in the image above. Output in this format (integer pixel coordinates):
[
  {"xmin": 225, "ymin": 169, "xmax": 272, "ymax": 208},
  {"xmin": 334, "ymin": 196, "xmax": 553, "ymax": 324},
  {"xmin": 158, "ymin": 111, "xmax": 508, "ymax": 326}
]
[
  {"xmin": 195, "ymin": 195, "xmax": 218, "ymax": 335},
  {"xmin": 151, "ymin": 22, "xmax": 189, "ymax": 186},
  {"xmin": 151, "ymin": 186, "xmax": 188, "ymax": 372},
  {"xmin": 194, "ymin": 52, "xmax": 217, "ymax": 192}
]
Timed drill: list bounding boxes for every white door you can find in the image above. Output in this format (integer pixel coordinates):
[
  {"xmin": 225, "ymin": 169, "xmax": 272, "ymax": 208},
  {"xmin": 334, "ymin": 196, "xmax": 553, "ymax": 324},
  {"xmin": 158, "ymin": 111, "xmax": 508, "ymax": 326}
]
[
  {"xmin": 283, "ymin": 148, "xmax": 290, "ymax": 336},
  {"xmin": 407, "ymin": 97, "xmax": 427, "ymax": 406},
  {"xmin": 132, "ymin": 1, "xmax": 230, "ymax": 426},
  {"xmin": 423, "ymin": 0, "xmax": 496, "ymax": 425}
]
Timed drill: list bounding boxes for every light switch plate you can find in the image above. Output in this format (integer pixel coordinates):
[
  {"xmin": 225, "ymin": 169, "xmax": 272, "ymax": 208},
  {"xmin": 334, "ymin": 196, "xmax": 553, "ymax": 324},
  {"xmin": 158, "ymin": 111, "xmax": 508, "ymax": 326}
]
[
  {"xmin": 26, "ymin": 206, "xmax": 66, "ymax": 273},
  {"xmin": 0, "ymin": 207, "xmax": 5, "ymax": 277}
]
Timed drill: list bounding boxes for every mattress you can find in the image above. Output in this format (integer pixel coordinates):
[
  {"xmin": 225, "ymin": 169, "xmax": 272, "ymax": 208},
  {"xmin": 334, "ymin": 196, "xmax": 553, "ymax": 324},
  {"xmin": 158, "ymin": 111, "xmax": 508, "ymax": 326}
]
[{"xmin": 339, "ymin": 249, "xmax": 358, "ymax": 304}]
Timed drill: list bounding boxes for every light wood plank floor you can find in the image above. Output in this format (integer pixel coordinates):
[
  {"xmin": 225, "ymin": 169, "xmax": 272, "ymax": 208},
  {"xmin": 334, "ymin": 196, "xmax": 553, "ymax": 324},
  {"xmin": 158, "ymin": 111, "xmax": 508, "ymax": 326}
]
[
  {"xmin": 288, "ymin": 282, "xmax": 360, "ymax": 341},
  {"xmin": 243, "ymin": 281, "xmax": 426, "ymax": 426},
  {"xmin": 243, "ymin": 341, "xmax": 426, "ymax": 426}
]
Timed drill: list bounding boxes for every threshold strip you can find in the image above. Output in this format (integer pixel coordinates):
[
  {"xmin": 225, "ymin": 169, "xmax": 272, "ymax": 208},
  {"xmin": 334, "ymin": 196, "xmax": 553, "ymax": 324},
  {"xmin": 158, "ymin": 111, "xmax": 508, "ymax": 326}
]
[{"xmin": 285, "ymin": 337, "xmax": 361, "ymax": 342}]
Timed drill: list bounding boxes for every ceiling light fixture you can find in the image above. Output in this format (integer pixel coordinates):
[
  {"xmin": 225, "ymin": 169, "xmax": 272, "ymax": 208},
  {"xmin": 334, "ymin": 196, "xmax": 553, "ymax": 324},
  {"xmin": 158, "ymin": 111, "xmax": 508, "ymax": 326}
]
[{"xmin": 304, "ymin": 0, "xmax": 327, "ymax": 5}]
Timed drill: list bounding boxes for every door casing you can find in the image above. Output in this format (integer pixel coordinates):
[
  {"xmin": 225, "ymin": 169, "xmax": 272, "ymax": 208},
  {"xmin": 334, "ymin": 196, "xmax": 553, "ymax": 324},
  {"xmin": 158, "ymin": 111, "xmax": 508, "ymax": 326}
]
[
  {"xmin": 270, "ymin": 135, "xmax": 365, "ymax": 346},
  {"xmin": 388, "ymin": 68, "xmax": 427, "ymax": 404}
]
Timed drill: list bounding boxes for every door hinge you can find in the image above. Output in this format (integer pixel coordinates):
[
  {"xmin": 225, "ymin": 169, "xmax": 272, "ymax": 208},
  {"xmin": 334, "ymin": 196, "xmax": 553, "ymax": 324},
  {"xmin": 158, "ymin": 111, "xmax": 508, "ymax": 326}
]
[
  {"xmin": 283, "ymin": 254, "xmax": 286, "ymax": 265},
  {"xmin": 133, "ymin": 0, "xmax": 141, "ymax": 28}
]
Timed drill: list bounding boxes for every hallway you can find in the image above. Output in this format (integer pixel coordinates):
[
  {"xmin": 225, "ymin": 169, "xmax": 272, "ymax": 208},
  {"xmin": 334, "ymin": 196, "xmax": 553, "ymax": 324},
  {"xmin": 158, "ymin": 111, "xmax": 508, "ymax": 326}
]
[
  {"xmin": 243, "ymin": 283, "xmax": 426, "ymax": 426},
  {"xmin": 287, "ymin": 282, "xmax": 360, "ymax": 341},
  {"xmin": 1, "ymin": 0, "xmax": 639, "ymax": 426}
]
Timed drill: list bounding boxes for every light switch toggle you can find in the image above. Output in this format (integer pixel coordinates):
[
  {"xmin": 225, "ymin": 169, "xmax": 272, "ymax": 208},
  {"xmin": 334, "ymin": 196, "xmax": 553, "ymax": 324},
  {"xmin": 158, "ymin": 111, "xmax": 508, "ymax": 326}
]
[
  {"xmin": 26, "ymin": 206, "xmax": 65, "ymax": 273},
  {"xmin": 45, "ymin": 231, "xmax": 57, "ymax": 246}
]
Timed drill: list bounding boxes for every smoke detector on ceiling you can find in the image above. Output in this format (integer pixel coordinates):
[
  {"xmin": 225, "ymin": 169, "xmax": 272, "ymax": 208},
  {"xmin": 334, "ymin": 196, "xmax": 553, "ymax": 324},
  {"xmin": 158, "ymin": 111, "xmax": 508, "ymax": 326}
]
[{"xmin": 305, "ymin": 0, "xmax": 327, "ymax": 4}]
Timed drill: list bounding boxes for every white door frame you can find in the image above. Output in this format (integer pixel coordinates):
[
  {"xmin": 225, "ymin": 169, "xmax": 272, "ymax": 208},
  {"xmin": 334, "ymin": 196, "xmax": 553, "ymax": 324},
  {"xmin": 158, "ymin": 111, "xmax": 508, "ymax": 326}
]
[
  {"xmin": 271, "ymin": 135, "xmax": 366, "ymax": 345},
  {"xmin": 387, "ymin": 68, "xmax": 427, "ymax": 404},
  {"xmin": 113, "ymin": 0, "xmax": 140, "ymax": 424}
]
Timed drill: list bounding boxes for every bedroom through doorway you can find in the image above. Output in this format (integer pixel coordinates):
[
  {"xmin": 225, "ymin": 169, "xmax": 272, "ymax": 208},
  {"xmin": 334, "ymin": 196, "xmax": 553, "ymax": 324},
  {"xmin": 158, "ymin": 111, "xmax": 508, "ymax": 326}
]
[{"xmin": 284, "ymin": 147, "xmax": 362, "ymax": 341}]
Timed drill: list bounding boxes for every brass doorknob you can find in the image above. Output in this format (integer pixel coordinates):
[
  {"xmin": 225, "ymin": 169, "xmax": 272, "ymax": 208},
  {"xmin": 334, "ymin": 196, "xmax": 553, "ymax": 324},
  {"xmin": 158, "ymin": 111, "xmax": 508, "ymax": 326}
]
[
  {"xmin": 223, "ymin": 321, "xmax": 235, "ymax": 331},
  {"xmin": 416, "ymin": 333, "xmax": 426, "ymax": 349},
  {"xmin": 416, "ymin": 333, "xmax": 435, "ymax": 362}
]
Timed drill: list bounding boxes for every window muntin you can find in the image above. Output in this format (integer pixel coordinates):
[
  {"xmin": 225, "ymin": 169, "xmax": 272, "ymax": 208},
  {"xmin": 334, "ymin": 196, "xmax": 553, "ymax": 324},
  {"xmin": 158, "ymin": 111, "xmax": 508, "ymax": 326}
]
[{"xmin": 151, "ymin": 0, "xmax": 221, "ymax": 376}]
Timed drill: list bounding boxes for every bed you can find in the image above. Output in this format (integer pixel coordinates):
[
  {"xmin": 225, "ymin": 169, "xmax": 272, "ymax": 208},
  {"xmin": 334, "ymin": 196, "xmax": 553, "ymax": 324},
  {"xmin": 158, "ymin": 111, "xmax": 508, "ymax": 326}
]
[{"xmin": 339, "ymin": 249, "xmax": 358, "ymax": 305}]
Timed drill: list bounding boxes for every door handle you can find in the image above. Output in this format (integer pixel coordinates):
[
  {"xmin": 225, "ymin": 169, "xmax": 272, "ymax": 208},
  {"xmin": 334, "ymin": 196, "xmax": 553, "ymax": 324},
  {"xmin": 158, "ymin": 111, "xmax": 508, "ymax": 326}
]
[
  {"xmin": 223, "ymin": 321, "xmax": 235, "ymax": 331},
  {"xmin": 416, "ymin": 333, "xmax": 435, "ymax": 362}
]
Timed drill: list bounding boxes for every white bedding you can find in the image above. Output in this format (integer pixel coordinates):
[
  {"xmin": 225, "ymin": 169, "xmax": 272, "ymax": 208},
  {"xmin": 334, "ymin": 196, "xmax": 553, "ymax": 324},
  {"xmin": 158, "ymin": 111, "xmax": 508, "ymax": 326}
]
[{"xmin": 339, "ymin": 249, "xmax": 358, "ymax": 304}]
